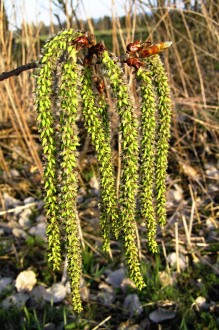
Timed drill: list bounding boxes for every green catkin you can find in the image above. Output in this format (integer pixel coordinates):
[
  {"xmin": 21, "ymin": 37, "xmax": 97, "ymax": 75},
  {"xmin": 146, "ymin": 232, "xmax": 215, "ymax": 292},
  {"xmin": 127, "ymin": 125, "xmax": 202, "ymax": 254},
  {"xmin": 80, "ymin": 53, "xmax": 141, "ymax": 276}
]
[
  {"xmin": 101, "ymin": 51, "xmax": 145, "ymax": 289},
  {"xmin": 36, "ymin": 30, "xmax": 83, "ymax": 310},
  {"xmin": 35, "ymin": 44, "xmax": 62, "ymax": 271},
  {"xmin": 36, "ymin": 29, "xmax": 173, "ymax": 311},
  {"xmin": 80, "ymin": 67, "xmax": 118, "ymax": 251},
  {"xmin": 36, "ymin": 29, "xmax": 84, "ymax": 271},
  {"xmin": 96, "ymin": 86, "xmax": 116, "ymax": 246},
  {"xmin": 146, "ymin": 55, "xmax": 172, "ymax": 227},
  {"xmin": 96, "ymin": 92, "xmax": 111, "ymax": 142},
  {"xmin": 58, "ymin": 48, "xmax": 82, "ymax": 313},
  {"xmin": 136, "ymin": 68, "xmax": 158, "ymax": 253}
]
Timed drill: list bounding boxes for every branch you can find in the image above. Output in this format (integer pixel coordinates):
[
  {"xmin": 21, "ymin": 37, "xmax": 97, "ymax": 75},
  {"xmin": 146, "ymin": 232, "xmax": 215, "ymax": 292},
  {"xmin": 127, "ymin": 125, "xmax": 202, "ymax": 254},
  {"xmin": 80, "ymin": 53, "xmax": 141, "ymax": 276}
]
[
  {"xmin": 0, "ymin": 62, "xmax": 38, "ymax": 81},
  {"xmin": 0, "ymin": 40, "xmax": 172, "ymax": 82}
]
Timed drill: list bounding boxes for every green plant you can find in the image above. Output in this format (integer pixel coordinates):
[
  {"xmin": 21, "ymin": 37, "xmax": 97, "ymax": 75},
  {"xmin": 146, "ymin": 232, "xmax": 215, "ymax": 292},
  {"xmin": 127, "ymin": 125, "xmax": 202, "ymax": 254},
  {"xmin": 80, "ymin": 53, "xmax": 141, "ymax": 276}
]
[{"xmin": 35, "ymin": 29, "xmax": 172, "ymax": 312}]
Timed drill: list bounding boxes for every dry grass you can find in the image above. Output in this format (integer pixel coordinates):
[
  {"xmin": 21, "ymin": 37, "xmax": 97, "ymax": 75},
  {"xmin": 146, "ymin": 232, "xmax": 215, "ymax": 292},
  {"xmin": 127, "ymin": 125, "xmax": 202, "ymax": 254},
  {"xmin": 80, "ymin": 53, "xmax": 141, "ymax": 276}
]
[{"xmin": 0, "ymin": 1, "xmax": 218, "ymax": 328}]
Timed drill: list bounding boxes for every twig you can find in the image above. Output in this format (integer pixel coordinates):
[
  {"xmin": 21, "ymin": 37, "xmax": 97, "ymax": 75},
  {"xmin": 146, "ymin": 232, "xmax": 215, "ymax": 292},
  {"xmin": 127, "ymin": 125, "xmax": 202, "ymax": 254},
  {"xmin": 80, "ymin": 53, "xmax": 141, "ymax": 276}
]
[
  {"xmin": 182, "ymin": 215, "xmax": 191, "ymax": 249},
  {"xmin": 92, "ymin": 316, "xmax": 111, "ymax": 330},
  {"xmin": 61, "ymin": 256, "xmax": 68, "ymax": 284},
  {"xmin": 0, "ymin": 202, "xmax": 37, "ymax": 216},
  {"xmin": 175, "ymin": 221, "xmax": 180, "ymax": 273},
  {"xmin": 0, "ymin": 62, "xmax": 38, "ymax": 81},
  {"xmin": 161, "ymin": 240, "xmax": 170, "ymax": 275}
]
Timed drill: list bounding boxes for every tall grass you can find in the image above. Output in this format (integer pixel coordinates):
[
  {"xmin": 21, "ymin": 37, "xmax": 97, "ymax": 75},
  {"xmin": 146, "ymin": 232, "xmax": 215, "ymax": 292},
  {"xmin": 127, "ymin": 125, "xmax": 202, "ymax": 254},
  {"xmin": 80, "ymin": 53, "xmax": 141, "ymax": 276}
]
[{"xmin": 0, "ymin": 0, "xmax": 218, "ymax": 271}]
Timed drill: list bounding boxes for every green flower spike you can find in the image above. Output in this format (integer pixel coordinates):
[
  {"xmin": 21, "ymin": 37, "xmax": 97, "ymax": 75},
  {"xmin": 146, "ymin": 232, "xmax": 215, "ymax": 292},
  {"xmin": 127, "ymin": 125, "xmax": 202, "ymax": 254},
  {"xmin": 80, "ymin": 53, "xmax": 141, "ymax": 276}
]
[
  {"xmin": 58, "ymin": 47, "xmax": 82, "ymax": 313},
  {"xmin": 81, "ymin": 67, "xmax": 118, "ymax": 251},
  {"xmin": 35, "ymin": 29, "xmax": 173, "ymax": 311},
  {"xmin": 36, "ymin": 29, "xmax": 84, "ymax": 271},
  {"xmin": 136, "ymin": 68, "xmax": 158, "ymax": 253},
  {"xmin": 101, "ymin": 51, "xmax": 145, "ymax": 290},
  {"xmin": 96, "ymin": 80, "xmax": 118, "ymax": 245},
  {"xmin": 96, "ymin": 88, "xmax": 110, "ymax": 142},
  {"xmin": 146, "ymin": 55, "xmax": 172, "ymax": 227}
]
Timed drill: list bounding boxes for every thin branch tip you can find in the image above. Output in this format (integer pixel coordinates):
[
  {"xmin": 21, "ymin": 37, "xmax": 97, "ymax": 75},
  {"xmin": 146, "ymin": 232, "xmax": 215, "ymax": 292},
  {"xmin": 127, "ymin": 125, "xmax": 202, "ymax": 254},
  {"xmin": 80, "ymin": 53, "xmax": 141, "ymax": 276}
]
[{"xmin": 0, "ymin": 62, "xmax": 38, "ymax": 81}]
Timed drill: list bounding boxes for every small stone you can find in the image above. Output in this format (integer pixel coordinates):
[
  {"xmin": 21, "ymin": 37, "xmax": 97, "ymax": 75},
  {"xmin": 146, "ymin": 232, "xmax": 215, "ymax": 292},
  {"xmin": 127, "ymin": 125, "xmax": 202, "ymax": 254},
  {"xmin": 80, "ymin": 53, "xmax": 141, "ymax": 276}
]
[
  {"xmin": 18, "ymin": 208, "xmax": 32, "ymax": 227},
  {"xmin": 80, "ymin": 280, "xmax": 89, "ymax": 302},
  {"xmin": 123, "ymin": 294, "xmax": 143, "ymax": 317},
  {"xmin": 37, "ymin": 201, "xmax": 45, "ymax": 210},
  {"xmin": 3, "ymin": 193, "xmax": 21, "ymax": 209},
  {"xmin": 0, "ymin": 277, "xmax": 13, "ymax": 293},
  {"xmin": 36, "ymin": 214, "xmax": 46, "ymax": 223},
  {"xmin": 2, "ymin": 293, "xmax": 29, "ymax": 308},
  {"xmin": 10, "ymin": 169, "xmax": 20, "ymax": 177},
  {"xmin": 167, "ymin": 252, "xmax": 187, "ymax": 271},
  {"xmin": 44, "ymin": 323, "xmax": 56, "ymax": 330},
  {"xmin": 97, "ymin": 282, "xmax": 115, "ymax": 306},
  {"xmin": 149, "ymin": 308, "xmax": 176, "ymax": 323},
  {"xmin": 166, "ymin": 184, "xmax": 183, "ymax": 208},
  {"xmin": 192, "ymin": 296, "xmax": 209, "ymax": 312},
  {"xmin": 30, "ymin": 284, "xmax": 46, "ymax": 302},
  {"xmin": 105, "ymin": 268, "xmax": 126, "ymax": 288},
  {"xmin": 24, "ymin": 197, "xmax": 35, "ymax": 204},
  {"xmin": 208, "ymin": 184, "xmax": 218, "ymax": 193},
  {"xmin": 44, "ymin": 283, "xmax": 67, "ymax": 303},
  {"xmin": 206, "ymin": 217, "xmax": 217, "ymax": 230},
  {"xmin": 89, "ymin": 176, "xmax": 99, "ymax": 195},
  {"xmin": 28, "ymin": 223, "xmax": 46, "ymax": 239},
  {"xmin": 15, "ymin": 270, "xmax": 37, "ymax": 292},
  {"xmin": 205, "ymin": 166, "xmax": 219, "ymax": 179},
  {"xmin": 12, "ymin": 228, "xmax": 27, "ymax": 239},
  {"xmin": 140, "ymin": 318, "xmax": 150, "ymax": 329}
]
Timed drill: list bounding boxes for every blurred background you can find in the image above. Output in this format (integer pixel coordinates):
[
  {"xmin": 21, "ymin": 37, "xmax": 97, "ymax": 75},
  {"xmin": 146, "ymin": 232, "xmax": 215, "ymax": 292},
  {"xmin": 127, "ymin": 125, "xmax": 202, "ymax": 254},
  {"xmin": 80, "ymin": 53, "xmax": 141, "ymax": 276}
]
[{"xmin": 0, "ymin": 1, "xmax": 219, "ymax": 329}]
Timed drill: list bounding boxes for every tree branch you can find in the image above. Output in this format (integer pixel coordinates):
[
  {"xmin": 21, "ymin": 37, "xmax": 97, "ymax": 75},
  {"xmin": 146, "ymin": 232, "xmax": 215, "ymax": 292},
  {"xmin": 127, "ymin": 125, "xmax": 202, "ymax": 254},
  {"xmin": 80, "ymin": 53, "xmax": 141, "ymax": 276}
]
[
  {"xmin": 0, "ymin": 40, "xmax": 172, "ymax": 82},
  {"xmin": 0, "ymin": 62, "xmax": 38, "ymax": 81}
]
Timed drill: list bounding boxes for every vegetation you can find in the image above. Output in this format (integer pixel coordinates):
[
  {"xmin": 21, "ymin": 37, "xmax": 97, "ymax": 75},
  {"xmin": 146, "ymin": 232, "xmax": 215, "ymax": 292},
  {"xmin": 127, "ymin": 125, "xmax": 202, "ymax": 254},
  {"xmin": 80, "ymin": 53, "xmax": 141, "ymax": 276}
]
[{"xmin": 0, "ymin": 0, "xmax": 218, "ymax": 329}]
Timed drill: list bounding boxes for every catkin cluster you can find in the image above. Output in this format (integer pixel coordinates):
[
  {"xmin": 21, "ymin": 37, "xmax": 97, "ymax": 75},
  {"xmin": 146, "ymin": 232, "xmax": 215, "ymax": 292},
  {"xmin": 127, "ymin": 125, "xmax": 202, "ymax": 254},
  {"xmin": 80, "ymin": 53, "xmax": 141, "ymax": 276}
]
[{"xmin": 35, "ymin": 29, "xmax": 172, "ymax": 312}]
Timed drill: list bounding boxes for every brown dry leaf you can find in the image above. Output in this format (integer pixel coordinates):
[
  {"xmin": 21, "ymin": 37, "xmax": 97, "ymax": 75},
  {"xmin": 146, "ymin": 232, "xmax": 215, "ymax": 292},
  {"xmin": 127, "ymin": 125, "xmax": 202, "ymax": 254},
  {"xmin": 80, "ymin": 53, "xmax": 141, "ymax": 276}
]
[
  {"xmin": 159, "ymin": 271, "xmax": 176, "ymax": 286},
  {"xmin": 17, "ymin": 179, "xmax": 32, "ymax": 192},
  {"xmin": 180, "ymin": 162, "xmax": 199, "ymax": 179}
]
